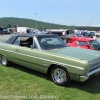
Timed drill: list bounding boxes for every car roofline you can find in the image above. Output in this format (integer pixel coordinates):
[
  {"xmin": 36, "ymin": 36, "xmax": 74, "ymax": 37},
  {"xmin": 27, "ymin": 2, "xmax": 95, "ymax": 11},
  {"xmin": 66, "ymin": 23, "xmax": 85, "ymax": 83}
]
[{"xmin": 3, "ymin": 33, "xmax": 58, "ymax": 44}]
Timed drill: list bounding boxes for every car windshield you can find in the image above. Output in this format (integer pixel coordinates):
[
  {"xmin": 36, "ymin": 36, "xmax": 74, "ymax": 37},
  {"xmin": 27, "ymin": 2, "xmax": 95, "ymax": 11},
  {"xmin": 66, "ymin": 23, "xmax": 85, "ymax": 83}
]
[
  {"xmin": 89, "ymin": 40, "xmax": 100, "ymax": 45},
  {"xmin": 78, "ymin": 41, "xmax": 88, "ymax": 46},
  {"xmin": 37, "ymin": 35, "xmax": 67, "ymax": 50}
]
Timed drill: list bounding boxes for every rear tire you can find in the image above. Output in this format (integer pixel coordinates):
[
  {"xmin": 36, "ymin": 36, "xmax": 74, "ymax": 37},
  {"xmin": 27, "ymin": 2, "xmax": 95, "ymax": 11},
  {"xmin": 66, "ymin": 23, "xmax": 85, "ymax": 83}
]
[
  {"xmin": 51, "ymin": 66, "xmax": 71, "ymax": 86},
  {"xmin": 96, "ymin": 35, "xmax": 99, "ymax": 38},
  {"xmin": 1, "ymin": 55, "xmax": 10, "ymax": 66}
]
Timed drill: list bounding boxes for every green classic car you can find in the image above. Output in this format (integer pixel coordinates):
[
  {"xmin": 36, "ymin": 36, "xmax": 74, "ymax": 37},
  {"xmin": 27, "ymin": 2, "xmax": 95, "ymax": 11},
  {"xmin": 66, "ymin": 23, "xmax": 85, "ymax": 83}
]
[{"xmin": 0, "ymin": 33, "xmax": 100, "ymax": 86}]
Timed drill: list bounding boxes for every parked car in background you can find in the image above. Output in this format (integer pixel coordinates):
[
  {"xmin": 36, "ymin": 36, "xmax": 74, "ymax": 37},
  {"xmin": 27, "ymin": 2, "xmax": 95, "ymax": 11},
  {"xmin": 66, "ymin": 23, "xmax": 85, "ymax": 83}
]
[
  {"xmin": 0, "ymin": 33, "xmax": 100, "ymax": 86},
  {"xmin": 82, "ymin": 31, "xmax": 96, "ymax": 38},
  {"xmin": 67, "ymin": 37, "xmax": 100, "ymax": 50},
  {"xmin": 60, "ymin": 33, "xmax": 84, "ymax": 43},
  {"xmin": 95, "ymin": 32, "xmax": 100, "ymax": 38},
  {"xmin": 0, "ymin": 27, "xmax": 10, "ymax": 34},
  {"xmin": 67, "ymin": 33, "xmax": 84, "ymax": 37}
]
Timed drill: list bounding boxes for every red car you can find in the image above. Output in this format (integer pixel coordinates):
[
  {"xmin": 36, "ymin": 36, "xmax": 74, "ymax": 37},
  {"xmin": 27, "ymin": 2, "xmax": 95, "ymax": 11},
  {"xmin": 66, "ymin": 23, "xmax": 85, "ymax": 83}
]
[{"xmin": 67, "ymin": 37, "xmax": 100, "ymax": 50}]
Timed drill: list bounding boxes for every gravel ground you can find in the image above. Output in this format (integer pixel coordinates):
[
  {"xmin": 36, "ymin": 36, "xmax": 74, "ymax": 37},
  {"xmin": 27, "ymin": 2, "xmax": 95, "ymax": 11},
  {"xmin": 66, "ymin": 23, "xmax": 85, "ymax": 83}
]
[{"xmin": 0, "ymin": 34, "xmax": 14, "ymax": 41}]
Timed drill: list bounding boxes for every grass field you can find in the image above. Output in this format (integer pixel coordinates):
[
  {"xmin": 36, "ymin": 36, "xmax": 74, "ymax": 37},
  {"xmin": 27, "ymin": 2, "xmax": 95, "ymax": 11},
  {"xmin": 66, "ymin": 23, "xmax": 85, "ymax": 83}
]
[{"xmin": 0, "ymin": 63, "xmax": 100, "ymax": 100}]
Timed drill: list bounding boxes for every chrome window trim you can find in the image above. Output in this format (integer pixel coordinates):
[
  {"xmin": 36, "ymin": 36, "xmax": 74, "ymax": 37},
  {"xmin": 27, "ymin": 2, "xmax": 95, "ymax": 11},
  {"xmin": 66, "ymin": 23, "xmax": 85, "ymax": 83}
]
[{"xmin": 34, "ymin": 37, "xmax": 41, "ymax": 49}]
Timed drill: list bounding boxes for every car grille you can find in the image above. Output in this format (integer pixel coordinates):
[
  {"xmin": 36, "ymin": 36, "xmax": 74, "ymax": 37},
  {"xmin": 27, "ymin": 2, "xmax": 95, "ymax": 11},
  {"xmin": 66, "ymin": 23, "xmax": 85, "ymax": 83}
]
[{"xmin": 88, "ymin": 58, "xmax": 100, "ymax": 72}]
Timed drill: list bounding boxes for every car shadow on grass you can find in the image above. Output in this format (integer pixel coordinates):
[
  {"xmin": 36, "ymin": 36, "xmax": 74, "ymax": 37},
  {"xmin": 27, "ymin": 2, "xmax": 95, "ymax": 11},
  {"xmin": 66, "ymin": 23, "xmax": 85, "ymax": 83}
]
[
  {"xmin": 9, "ymin": 63, "xmax": 100, "ymax": 94},
  {"xmin": 9, "ymin": 63, "xmax": 50, "ymax": 80},
  {"xmin": 68, "ymin": 73, "xmax": 100, "ymax": 94}
]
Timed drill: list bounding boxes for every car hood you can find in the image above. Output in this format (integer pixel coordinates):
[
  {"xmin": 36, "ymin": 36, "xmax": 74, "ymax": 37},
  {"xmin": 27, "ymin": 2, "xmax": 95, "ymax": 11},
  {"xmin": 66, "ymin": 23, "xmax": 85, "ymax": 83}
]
[
  {"xmin": 92, "ymin": 44, "xmax": 100, "ymax": 50},
  {"xmin": 50, "ymin": 47, "xmax": 100, "ymax": 61}
]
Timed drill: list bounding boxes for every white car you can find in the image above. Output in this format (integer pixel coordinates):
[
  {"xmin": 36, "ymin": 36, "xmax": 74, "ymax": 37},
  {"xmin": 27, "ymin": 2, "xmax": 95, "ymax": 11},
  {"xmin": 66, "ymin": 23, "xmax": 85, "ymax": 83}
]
[{"xmin": 95, "ymin": 32, "xmax": 100, "ymax": 38}]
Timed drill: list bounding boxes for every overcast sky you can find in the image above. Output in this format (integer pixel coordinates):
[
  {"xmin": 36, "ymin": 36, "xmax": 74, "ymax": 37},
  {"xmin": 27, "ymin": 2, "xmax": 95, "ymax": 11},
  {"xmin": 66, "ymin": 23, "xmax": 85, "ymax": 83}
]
[{"xmin": 0, "ymin": 0, "xmax": 100, "ymax": 26}]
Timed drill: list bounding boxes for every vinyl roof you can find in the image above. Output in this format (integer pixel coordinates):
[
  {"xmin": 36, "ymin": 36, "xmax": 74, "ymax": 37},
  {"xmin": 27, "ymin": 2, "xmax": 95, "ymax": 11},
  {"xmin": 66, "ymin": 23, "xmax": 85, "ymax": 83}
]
[{"xmin": 3, "ymin": 33, "xmax": 56, "ymax": 44}]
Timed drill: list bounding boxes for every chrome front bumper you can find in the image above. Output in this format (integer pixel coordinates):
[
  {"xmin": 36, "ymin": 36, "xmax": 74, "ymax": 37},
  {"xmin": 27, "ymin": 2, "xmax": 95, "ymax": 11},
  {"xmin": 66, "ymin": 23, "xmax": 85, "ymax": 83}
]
[{"xmin": 80, "ymin": 67, "xmax": 100, "ymax": 82}]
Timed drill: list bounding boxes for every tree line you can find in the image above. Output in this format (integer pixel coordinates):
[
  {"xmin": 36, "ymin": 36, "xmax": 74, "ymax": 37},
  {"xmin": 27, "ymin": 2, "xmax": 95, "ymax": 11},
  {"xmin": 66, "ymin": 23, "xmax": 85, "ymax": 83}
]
[{"xmin": 0, "ymin": 17, "xmax": 75, "ymax": 30}]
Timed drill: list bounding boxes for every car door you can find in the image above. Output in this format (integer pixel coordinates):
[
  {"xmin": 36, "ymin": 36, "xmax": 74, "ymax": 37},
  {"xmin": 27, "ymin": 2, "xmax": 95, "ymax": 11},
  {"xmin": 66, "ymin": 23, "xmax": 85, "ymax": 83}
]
[{"xmin": 12, "ymin": 36, "xmax": 39, "ymax": 71}]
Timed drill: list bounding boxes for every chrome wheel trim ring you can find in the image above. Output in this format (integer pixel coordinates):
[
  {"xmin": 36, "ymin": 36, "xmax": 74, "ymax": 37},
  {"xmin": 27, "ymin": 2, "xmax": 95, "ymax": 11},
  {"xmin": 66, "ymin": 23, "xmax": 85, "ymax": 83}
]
[
  {"xmin": 53, "ymin": 68, "xmax": 67, "ymax": 83},
  {"xmin": 1, "ymin": 56, "xmax": 7, "ymax": 66}
]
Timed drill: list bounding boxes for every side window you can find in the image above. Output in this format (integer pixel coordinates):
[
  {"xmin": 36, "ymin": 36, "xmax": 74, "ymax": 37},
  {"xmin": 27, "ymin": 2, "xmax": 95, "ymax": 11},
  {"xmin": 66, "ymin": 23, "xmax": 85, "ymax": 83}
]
[
  {"xmin": 13, "ymin": 36, "xmax": 38, "ymax": 49},
  {"xmin": 20, "ymin": 37, "xmax": 33, "ymax": 48},
  {"xmin": 13, "ymin": 37, "xmax": 32, "ymax": 48},
  {"xmin": 13, "ymin": 37, "xmax": 20, "ymax": 46}
]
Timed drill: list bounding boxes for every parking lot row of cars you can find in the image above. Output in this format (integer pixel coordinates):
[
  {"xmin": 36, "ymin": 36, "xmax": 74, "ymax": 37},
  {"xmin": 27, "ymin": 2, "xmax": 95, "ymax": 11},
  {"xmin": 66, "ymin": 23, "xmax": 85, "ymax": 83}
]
[
  {"xmin": 61, "ymin": 35, "xmax": 100, "ymax": 50},
  {"xmin": 47, "ymin": 30, "xmax": 100, "ymax": 51}
]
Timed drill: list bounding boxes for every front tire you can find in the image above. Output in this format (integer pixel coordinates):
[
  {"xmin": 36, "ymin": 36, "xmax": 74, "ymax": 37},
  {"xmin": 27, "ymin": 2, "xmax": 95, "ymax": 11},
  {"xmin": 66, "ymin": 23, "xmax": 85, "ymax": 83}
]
[
  {"xmin": 51, "ymin": 66, "xmax": 71, "ymax": 86},
  {"xmin": 1, "ymin": 55, "xmax": 10, "ymax": 66},
  {"xmin": 96, "ymin": 35, "xmax": 99, "ymax": 38}
]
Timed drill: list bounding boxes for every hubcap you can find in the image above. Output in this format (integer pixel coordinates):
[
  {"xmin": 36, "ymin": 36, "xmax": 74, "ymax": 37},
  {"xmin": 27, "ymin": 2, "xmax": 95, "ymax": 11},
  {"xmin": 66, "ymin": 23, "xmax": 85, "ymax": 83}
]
[
  {"xmin": 53, "ymin": 68, "xmax": 67, "ymax": 83},
  {"xmin": 1, "ymin": 56, "xmax": 7, "ymax": 66}
]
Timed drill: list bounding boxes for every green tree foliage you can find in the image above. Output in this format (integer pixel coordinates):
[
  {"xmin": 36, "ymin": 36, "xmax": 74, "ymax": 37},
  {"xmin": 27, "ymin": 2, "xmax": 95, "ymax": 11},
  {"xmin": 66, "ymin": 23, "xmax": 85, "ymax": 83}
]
[
  {"xmin": 7, "ymin": 24, "xmax": 11, "ymax": 28},
  {"xmin": 0, "ymin": 17, "xmax": 74, "ymax": 29}
]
